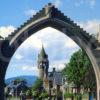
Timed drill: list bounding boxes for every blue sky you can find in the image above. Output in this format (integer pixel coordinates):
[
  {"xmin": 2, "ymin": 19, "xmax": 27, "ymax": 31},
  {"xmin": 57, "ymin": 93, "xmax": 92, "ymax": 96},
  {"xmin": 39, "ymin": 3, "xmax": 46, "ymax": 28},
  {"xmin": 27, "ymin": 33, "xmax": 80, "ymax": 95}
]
[
  {"xmin": 0, "ymin": 0, "xmax": 100, "ymax": 79},
  {"xmin": 0, "ymin": 0, "xmax": 100, "ymax": 26}
]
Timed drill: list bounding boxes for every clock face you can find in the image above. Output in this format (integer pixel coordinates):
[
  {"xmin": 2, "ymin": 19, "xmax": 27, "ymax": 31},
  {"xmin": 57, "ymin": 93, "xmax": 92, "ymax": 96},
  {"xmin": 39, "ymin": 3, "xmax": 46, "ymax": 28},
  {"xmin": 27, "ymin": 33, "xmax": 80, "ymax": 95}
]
[
  {"xmin": 39, "ymin": 63, "xmax": 46, "ymax": 68},
  {"xmin": 39, "ymin": 63, "xmax": 42, "ymax": 68},
  {"xmin": 40, "ymin": 63, "xmax": 42, "ymax": 66},
  {"xmin": 39, "ymin": 61, "xmax": 48, "ymax": 68}
]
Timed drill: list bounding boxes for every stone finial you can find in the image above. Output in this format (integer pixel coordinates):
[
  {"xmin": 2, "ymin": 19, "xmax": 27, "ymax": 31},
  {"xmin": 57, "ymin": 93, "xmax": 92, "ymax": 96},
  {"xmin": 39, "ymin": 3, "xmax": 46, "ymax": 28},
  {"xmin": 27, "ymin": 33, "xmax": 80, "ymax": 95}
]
[
  {"xmin": 45, "ymin": 3, "xmax": 54, "ymax": 17},
  {"xmin": 97, "ymin": 24, "xmax": 100, "ymax": 43}
]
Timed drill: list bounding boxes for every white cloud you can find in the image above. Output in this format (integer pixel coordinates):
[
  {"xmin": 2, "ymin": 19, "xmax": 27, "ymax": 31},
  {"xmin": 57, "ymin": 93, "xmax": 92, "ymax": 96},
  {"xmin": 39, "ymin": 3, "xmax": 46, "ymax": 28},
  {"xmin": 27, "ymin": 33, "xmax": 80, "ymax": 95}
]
[
  {"xmin": 64, "ymin": 38, "xmax": 77, "ymax": 48},
  {"xmin": 25, "ymin": 9, "xmax": 37, "ymax": 16},
  {"xmin": 74, "ymin": 0, "xmax": 96, "ymax": 8},
  {"xmin": 15, "ymin": 53, "xmax": 23, "ymax": 60},
  {"xmin": 20, "ymin": 27, "xmax": 78, "ymax": 50},
  {"xmin": 22, "ymin": 65, "xmax": 37, "ymax": 71},
  {"xmin": 49, "ymin": 61, "xmax": 66, "ymax": 72},
  {"xmin": 22, "ymin": 65, "xmax": 39, "ymax": 76},
  {"xmin": 88, "ymin": 0, "xmax": 96, "ymax": 8},
  {"xmin": 78, "ymin": 19, "xmax": 100, "ymax": 34},
  {"xmin": 0, "ymin": 25, "xmax": 16, "ymax": 38},
  {"xmin": 75, "ymin": 0, "xmax": 83, "ymax": 7},
  {"xmin": 21, "ymin": 35, "xmax": 47, "ymax": 49}
]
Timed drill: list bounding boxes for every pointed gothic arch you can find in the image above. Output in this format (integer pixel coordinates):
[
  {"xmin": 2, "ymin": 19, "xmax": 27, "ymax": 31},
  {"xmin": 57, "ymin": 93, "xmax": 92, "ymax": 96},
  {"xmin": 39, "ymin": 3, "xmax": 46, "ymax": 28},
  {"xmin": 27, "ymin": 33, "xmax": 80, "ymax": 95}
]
[{"xmin": 0, "ymin": 3, "xmax": 100, "ymax": 100}]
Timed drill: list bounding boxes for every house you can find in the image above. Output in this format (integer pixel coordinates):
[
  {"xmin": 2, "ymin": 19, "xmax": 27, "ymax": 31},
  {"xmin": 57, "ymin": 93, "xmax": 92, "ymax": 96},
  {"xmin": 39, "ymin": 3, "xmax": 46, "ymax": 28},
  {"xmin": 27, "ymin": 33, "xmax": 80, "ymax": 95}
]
[{"xmin": 6, "ymin": 81, "xmax": 28, "ymax": 96}]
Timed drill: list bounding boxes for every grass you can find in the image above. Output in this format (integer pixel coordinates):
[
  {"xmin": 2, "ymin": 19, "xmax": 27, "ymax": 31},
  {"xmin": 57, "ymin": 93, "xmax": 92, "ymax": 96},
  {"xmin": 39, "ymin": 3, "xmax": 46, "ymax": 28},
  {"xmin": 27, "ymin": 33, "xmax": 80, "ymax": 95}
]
[{"xmin": 6, "ymin": 97, "xmax": 20, "ymax": 100}]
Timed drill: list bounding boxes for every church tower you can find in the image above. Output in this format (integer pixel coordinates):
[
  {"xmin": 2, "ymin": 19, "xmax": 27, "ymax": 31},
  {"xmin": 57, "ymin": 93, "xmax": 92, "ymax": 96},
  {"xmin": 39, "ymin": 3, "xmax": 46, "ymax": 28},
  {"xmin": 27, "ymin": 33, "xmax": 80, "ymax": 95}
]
[{"xmin": 37, "ymin": 45, "xmax": 49, "ymax": 80}]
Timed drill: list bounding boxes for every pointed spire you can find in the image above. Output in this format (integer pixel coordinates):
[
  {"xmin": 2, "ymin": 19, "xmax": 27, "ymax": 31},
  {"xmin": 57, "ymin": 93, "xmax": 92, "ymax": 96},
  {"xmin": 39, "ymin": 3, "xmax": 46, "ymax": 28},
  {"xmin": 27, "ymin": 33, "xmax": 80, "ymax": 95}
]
[
  {"xmin": 39, "ymin": 44, "xmax": 47, "ymax": 58},
  {"xmin": 98, "ymin": 24, "xmax": 100, "ymax": 43}
]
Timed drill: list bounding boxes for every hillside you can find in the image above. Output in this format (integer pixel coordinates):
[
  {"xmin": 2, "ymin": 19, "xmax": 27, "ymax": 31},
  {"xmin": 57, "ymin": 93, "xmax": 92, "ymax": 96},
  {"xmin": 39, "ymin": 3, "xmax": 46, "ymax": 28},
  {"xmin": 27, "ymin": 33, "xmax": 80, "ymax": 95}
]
[{"xmin": 5, "ymin": 75, "xmax": 38, "ymax": 87}]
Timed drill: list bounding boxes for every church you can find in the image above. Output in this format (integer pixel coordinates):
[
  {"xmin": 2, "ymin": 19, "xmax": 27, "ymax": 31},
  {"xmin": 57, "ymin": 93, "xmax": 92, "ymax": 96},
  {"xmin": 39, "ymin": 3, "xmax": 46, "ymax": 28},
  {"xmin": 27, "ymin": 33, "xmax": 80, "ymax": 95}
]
[{"xmin": 37, "ymin": 45, "xmax": 63, "ymax": 95}]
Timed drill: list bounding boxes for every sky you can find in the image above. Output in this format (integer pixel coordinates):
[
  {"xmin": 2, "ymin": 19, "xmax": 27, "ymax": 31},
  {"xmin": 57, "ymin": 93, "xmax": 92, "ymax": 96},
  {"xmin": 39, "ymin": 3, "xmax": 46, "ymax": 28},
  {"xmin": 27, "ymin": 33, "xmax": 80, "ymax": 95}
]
[{"xmin": 0, "ymin": 0, "xmax": 100, "ymax": 79}]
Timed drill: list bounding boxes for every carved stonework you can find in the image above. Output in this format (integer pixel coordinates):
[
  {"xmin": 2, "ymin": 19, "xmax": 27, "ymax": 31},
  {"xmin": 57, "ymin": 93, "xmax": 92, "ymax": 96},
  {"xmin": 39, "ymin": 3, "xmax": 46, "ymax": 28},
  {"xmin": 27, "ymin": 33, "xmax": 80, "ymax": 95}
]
[{"xmin": 45, "ymin": 3, "xmax": 53, "ymax": 17}]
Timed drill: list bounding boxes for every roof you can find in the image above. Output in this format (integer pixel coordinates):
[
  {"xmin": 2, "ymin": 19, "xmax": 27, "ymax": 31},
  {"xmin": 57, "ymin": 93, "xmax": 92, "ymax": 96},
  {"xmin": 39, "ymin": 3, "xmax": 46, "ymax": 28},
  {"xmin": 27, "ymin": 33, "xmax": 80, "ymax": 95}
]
[
  {"xmin": 7, "ymin": 82, "xmax": 28, "ymax": 89},
  {"xmin": 53, "ymin": 72, "xmax": 62, "ymax": 85},
  {"xmin": 48, "ymin": 71, "xmax": 62, "ymax": 85},
  {"xmin": 39, "ymin": 45, "xmax": 47, "ymax": 58}
]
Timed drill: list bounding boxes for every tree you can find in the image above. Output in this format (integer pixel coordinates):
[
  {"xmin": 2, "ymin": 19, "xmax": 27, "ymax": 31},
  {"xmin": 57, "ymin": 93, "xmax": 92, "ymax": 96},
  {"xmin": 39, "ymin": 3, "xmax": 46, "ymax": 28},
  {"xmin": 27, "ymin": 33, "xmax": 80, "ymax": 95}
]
[
  {"xmin": 62, "ymin": 49, "xmax": 96, "ymax": 99},
  {"xmin": 31, "ymin": 78, "xmax": 43, "ymax": 99},
  {"xmin": 26, "ymin": 89, "xmax": 32, "ymax": 98},
  {"xmin": 12, "ymin": 78, "xmax": 26, "ymax": 85},
  {"xmin": 66, "ymin": 49, "xmax": 88, "ymax": 92},
  {"xmin": 83, "ymin": 65, "xmax": 96, "ymax": 100},
  {"xmin": 32, "ymin": 78, "xmax": 43, "ymax": 92},
  {"xmin": 39, "ymin": 90, "xmax": 48, "ymax": 99}
]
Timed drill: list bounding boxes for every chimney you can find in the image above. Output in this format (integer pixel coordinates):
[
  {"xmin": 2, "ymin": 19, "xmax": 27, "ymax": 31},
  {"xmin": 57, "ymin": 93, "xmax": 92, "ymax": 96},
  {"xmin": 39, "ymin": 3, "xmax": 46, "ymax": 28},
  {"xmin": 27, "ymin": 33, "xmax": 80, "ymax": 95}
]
[{"xmin": 53, "ymin": 67, "xmax": 56, "ymax": 72}]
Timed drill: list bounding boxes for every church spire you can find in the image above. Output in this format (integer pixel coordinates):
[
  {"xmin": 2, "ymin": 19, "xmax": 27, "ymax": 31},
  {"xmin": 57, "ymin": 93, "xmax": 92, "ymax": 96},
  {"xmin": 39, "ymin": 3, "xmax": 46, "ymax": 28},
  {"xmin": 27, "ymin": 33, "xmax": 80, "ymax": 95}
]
[
  {"xmin": 37, "ymin": 44, "xmax": 49, "ymax": 80},
  {"xmin": 39, "ymin": 45, "xmax": 47, "ymax": 58}
]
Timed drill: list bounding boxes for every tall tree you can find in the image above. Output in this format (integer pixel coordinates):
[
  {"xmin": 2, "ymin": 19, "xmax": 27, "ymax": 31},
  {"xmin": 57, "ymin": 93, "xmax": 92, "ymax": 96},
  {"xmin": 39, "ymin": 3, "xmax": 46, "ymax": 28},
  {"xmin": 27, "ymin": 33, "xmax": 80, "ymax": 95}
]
[
  {"xmin": 32, "ymin": 78, "xmax": 43, "ymax": 91},
  {"xmin": 62, "ymin": 49, "xmax": 96, "ymax": 94}
]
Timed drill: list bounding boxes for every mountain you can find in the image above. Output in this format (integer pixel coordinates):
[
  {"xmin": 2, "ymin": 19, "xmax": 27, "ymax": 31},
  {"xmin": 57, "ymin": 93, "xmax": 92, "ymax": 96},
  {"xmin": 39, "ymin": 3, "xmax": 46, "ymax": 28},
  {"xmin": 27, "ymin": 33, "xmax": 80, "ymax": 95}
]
[{"xmin": 5, "ymin": 75, "xmax": 38, "ymax": 87}]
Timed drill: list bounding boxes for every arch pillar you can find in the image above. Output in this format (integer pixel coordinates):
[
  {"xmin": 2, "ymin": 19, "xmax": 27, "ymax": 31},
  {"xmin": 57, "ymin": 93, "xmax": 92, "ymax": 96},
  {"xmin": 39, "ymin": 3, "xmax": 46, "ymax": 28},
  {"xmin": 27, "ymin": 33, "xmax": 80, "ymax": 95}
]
[
  {"xmin": 0, "ymin": 40, "xmax": 12, "ymax": 100},
  {"xmin": 0, "ymin": 79, "xmax": 5, "ymax": 100},
  {"xmin": 97, "ymin": 79, "xmax": 100, "ymax": 100},
  {"xmin": 0, "ymin": 61, "xmax": 9, "ymax": 100}
]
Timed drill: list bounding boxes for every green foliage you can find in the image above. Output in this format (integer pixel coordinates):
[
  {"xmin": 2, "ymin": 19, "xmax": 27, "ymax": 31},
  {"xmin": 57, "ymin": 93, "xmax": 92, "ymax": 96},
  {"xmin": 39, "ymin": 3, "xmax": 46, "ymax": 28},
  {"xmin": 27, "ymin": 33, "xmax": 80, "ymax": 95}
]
[
  {"xmin": 12, "ymin": 78, "xmax": 26, "ymax": 85},
  {"xmin": 32, "ymin": 78, "xmax": 43, "ymax": 91},
  {"xmin": 83, "ymin": 66, "xmax": 96, "ymax": 91},
  {"xmin": 26, "ymin": 89, "xmax": 32, "ymax": 97},
  {"xmin": 56, "ymin": 91, "xmax": 62, "ymax": 97},
  {"xmin": 64, "ymin": 92, "xmax": 74, "ymax": 98},
  {"xmin": 62, "ymin": 49, "xmax": 96, "ymax": 92},
  {"xmin": 39, "ymin": 91, "xmax": 48, "ymax": 98},
  {"xmin": 32, "ymin": 91, "xmax": 38, "ymax": 97},
  {"xmin": 66, "ymin": 49, "xmax": 89, "ymax": 87}
]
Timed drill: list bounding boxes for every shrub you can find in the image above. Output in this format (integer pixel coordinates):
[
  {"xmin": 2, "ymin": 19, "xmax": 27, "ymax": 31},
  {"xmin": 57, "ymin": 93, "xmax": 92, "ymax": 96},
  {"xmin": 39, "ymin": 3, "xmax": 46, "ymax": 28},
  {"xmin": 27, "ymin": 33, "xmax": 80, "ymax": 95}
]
[
  {"xmin": 64, "ymin": 92, "xmax": 74, "ymax": 98},
  {"xmin": 39, "ymin": 91, "xmax": 48, "ymax": 98},
  {"xmin": 26, "ymin": 90, "xmax": 32, "ymax": 97}
]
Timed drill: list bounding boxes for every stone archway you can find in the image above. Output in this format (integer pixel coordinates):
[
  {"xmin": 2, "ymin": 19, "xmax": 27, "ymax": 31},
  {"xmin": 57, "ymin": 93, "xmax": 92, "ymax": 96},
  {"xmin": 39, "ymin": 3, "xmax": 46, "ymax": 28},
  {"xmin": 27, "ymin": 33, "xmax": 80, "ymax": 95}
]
[{"xmin": 0, "ymin": 3, "xmax": 100, "ymax": 100}]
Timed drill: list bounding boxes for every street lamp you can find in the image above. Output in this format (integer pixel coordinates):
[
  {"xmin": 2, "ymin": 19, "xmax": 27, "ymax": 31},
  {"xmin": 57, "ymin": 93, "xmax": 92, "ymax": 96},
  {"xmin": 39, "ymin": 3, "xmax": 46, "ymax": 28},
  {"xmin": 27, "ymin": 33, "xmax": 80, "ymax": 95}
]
[{"xmin": 62, "ymin": 75, "xmax": 68, "ymax": 100}]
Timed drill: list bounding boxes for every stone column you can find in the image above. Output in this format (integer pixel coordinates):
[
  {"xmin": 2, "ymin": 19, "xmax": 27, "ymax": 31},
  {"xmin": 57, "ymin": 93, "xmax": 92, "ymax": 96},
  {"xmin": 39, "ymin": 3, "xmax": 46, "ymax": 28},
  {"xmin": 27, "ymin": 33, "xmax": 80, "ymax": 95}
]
[
  {"xmin": 97, "ymin": 81, "xmax": 100, "ymax": 100},
  {"xmin": 0, "ymin": 61, "xmax": 8, "ymax": 100},
  {"xmin": 0, "ymin": 40, "xmax": 14, "ymax": 100},
  {"xmin": 0, "ymin": 78, "xmax": 5, "ymax": 100}
]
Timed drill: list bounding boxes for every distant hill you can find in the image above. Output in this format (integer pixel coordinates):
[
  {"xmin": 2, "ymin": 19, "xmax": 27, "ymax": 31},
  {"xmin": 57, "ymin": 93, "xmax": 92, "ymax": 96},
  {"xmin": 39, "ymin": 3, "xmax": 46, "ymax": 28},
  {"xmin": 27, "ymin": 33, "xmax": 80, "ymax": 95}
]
[{"xmin": 5, "ymin": 75, "xmax": 38, "ymax": 87}]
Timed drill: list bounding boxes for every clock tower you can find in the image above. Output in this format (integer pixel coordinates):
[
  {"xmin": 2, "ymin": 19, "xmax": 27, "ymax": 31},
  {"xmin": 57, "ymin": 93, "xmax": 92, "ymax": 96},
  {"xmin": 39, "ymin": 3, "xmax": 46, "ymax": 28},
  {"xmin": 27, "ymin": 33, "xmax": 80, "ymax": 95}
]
[{"xmin": 37, "ymin": 45, "xmax": 49, "ymax": 80}]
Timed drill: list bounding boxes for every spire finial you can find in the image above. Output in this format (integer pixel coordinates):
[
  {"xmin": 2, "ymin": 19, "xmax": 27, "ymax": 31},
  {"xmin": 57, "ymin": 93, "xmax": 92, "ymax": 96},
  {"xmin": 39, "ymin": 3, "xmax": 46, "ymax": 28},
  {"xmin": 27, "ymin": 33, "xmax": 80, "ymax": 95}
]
[
  {"xmin": 42, "ymin": 42, "xmax": 43, "ymax": 48},
  {"xmin": 41, "ymin": 42, "xmax": 44, "ymax": 49},
  {"xmin": 48, "ymin": 3, "xmax": 52, "ymax": 6},
  {"xmin": 39, "ymin": 43, "xmax": 47, "ymax": 58},
  {"xmin": 45, "ymin": 3, "xmax": 54, "ymax": 17}
]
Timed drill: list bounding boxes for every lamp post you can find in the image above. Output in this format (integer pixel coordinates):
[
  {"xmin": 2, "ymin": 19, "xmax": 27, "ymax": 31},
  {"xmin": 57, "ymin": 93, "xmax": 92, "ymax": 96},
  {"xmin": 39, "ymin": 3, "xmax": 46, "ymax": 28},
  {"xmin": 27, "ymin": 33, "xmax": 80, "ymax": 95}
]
[
  {"xmin": 62, "ymin": 75, "xmax": 68, "ymax": 100},
  {"xmin": 16, "ymin": 86, "xmax": 17, "ymax": 99}
]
